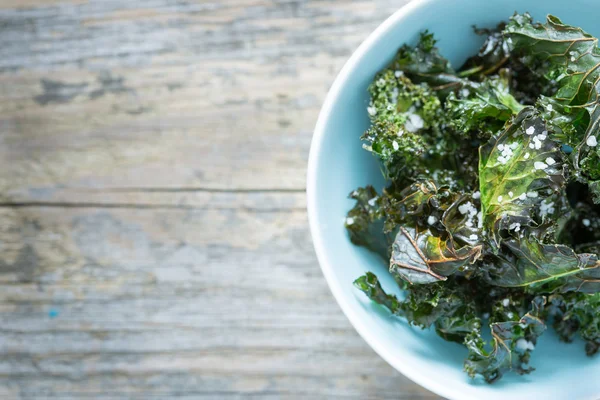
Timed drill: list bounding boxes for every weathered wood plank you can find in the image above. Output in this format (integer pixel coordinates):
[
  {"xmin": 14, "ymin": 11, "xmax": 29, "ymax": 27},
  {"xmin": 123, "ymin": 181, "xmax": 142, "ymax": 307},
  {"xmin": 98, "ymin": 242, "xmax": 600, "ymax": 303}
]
[
  {"xmin": 0, "ymin": 0, "xmax": 444, "ymax": 398},
  {"xmin": 0, "ymin": 206, "xmax": 440, "ymax": 399},
  {"xmin": 0, "ymin": 0, "xmax": 405, "ymax": 193}
]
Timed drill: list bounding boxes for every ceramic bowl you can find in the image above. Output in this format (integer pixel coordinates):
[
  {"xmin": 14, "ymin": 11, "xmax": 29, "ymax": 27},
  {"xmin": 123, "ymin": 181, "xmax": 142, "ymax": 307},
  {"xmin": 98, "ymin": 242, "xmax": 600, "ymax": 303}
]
[{"xmin": 307, "ymin": 0, "xmax": 600, "ymax": 399}]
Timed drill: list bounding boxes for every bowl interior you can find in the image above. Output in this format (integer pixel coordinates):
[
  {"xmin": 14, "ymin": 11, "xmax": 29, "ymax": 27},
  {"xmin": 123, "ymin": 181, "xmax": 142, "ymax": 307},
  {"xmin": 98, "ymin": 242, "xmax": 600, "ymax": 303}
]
[{"xmin": 308, "ymin": 0, "xmax": 600, "ymax": 399}]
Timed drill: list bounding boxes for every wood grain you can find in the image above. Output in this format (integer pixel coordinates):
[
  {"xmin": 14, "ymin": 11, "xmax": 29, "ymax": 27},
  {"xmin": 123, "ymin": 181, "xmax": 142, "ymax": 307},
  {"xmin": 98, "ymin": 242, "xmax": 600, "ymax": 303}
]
[{"xmin": 0, "ymin": 0, "xmax": 443, "ymax": 398}]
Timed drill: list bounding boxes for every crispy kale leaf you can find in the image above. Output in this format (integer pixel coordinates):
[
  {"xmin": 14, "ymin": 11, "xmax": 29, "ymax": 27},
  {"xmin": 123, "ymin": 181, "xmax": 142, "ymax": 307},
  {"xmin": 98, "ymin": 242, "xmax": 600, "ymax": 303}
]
[
  {"xmin": 446, "ymin": 71, "xmax": 524, "ymax": 136},
  {"xmin": 354, "ymin": 273, "xmax": 483, "ymax": 341},
  {"xmin": 353, "ymin": 272, "xmax": 402, "ymax": 312},
  {"xmin": 505, "ymin": 13, "xmax": 600, "ymax": 199},
  {"xmin": 549, "ymin": 292, "xmax": 600, "ymax": 355},
  {"xmin": 345, "ymin": 186, "xmax": 392, "ymax": 259},
  {"xmin": 389, "ymin": 226, "xmax": 481, "ymax": 285},
  {"xmin": 478, "ymin": 107, "xmax": 565, "ymax": 242},
  {"xmin": 391, "ymin": 31, "xmax": 468, "ymax": 95},
  {"xmin": 483, "ymin": 239, "xmax": 600, "ymax": 293},
  {"xmin": 459, "ymin": 24, "xmax": 511, "ymax": 80},
  {"xmin": 465, "ymin": 296, "xmax": 546, "ymax": 383}
]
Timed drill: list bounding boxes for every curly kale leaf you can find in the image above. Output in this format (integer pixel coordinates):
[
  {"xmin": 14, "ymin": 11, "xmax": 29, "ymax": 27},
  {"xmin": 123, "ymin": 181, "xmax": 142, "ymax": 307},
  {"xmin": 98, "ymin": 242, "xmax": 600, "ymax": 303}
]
[
  {"xmin": 504, "ymin": 13, "xmax": 600, "ymax": 198},
  {"xmin": 390, "ymin": 31, "xmax": 474, "ymax": 96},
  {"xmin": 381, "ymin": 180, "xmax": 459, "ymax": 233},
  {"xmin": 459, "ymin": 24, "xmax": 511, "ymax": 79},
  {"xmin": 483, "ymin": 239, "xmax": 600, "ymax": 293},
  {"xmin": 478, "ymin": 107, "xmax": 565, "ymax": 243},
  {"xmin": 464, "ymin": 296, "xmax": 547, "ymax": 383},
  {"xmin": 549, "ymin": 292, "xmax": 600, "ymax": 355},
  {"xmin": 367, "ymin": 70, "xmax": 446, "ymax": 132},
  {"xmin": 459, "ymin": 23, "xmax": 555, "ymax": 104},
  {"xmin": 345, "ymin": 186, "xmax": 393, "ymax": 259},
  {"xmin": 353, "ymin": 272, "xmax": 402, "ymax": 313},
  {"xmin": 355, "ymin": 274, "xmax": 483, "ymax": 341},
  {"xmin": 361, "ymin": 121, "xmax": 427, "ymax": 181},
  {"xmin": 446, "ymin": 71, "xmax": 524, "ymax": 136},
  {"xmin": 363, "ymin": 65, "xmax": 454, "ymax": 181},
  {"xmin": 389, "ymin": 226, "xmax": 482, "ymax": 285}
]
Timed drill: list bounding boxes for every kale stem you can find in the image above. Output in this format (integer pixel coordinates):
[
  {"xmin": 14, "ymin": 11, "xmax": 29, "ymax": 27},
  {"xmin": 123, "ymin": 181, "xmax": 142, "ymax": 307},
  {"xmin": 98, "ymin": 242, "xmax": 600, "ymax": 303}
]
[{"xmin": 458, "ymin": 65, "xmax": 484, "ymax": 77}]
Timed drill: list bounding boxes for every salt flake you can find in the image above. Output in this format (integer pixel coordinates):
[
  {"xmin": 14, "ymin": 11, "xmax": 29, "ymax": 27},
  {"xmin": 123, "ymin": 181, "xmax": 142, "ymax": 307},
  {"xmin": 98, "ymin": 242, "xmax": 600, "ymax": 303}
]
[{"xmin": 587, "ymin": 135, "xmax": 598, "ymax": 147}]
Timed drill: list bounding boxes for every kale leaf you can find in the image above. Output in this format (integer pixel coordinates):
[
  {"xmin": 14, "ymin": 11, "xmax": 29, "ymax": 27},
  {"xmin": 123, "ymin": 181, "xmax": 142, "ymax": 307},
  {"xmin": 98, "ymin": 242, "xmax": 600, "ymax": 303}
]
[
  {"xmin": 389, "ymin": 226, "xmax": 482, "ymax": 284},
  {"xmin": 465, "ymin": 296, "xmax": 547, "ymax": 383},
  {"xmin": 505, "ymin": 13, "xmax": 600, "ymax": 200},
  {"xmin": 478, "ymin": 107, "xmax": 565, "ymax": 243}
]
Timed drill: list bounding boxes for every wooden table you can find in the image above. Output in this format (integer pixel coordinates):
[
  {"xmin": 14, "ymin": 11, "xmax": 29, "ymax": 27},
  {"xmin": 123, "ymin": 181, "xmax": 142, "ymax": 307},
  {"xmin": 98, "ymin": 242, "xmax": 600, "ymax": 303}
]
[{"xmin": 0, "ymin": 1, "xmax": 442, "ymax": 398}]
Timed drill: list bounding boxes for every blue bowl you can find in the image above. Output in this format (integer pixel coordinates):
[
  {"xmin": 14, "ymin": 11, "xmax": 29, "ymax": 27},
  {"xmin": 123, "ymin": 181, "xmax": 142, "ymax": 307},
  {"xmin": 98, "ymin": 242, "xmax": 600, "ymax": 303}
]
[{"xmin": 307, "ymin": 0, "xmax": 600, "ymax": 399}]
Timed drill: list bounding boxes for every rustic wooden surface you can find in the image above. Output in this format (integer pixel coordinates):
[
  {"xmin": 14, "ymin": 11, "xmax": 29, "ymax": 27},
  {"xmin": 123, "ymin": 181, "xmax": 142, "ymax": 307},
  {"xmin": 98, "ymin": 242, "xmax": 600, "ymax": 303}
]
[{"xmin": 0, "ymin": 0, "xmax": 444, "ymax": 398}]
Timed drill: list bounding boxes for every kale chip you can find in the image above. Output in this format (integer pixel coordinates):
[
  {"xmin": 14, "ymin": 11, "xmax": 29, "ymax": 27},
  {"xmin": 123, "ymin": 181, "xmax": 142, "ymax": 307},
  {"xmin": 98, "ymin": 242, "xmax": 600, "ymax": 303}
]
[{"xmin": 346, "ymin": 13, "xmax": 600, "ymax": 383}]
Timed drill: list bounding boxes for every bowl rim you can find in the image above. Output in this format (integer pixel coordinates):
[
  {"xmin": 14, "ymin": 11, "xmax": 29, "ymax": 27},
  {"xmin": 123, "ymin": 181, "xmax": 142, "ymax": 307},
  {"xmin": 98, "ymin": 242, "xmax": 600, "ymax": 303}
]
[{"xmin": 306, "ymin": 0, "xmax": 462, "ymax": 398}]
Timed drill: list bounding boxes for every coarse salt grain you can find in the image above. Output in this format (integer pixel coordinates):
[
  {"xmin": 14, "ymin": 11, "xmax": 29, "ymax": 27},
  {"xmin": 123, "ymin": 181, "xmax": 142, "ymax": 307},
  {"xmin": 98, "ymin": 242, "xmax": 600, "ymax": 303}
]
[
  {"xmin": 473, "ymin": 191, "xmax": 480, "ymax": 199},
  {"xmin": 498, "ymin": 195, "xmax": 503, "ymax": 202},
  {"xmin": 405, "ymin": 113, "xmax": 424, "ymax": 132},
  {"xmin": 526, "ymin": 126, "xmax": 535, "ymax": 135},
  {"xmin": 469, "ymin": 234, "xmax": 478, "ymax": 240},
  {"xmin": 534, "ymin": 161, "xmax": 547, "ymax": 170},
  {"xmin": 545, "ymin": 157, "xmax": 556, "ymax": 165},
  {"xmin": 516, "ymin": 338, "xmax": 535, "ymax": 353},
  {"xmin": 395, "ymin": 70, "xmax": 403, "ymax": 78},
  {"xmin": 427, "ymin": 215, "xmax": 437, "ymax": 225},
  {"xmin": 583, "ymin": 219, "xmax": 591, "ymax": 227},
  {"xmin": 509, "ymin": 191, "xmax": 514, "ymax": 198},
  {"xmin": 367, "ymin": 106, "xmax": 376, "ymax": 116},
  {"xmin": 346, "ymin": 217, "xmax": 354, "ymax": 225},
  {"xmin": 392, "ymin": 141, "xmax": 399, "ymax": 151},
  {"xmin": 587, "ymin": 135, "xmax": 598, "ymax": 147},
  {"xmin": 524, "ymin": 152, "xmax": 530, "ymax": 160},
  {"xmin": 502, "ymin": 298, "xmax": 510, "ymax": 307}
]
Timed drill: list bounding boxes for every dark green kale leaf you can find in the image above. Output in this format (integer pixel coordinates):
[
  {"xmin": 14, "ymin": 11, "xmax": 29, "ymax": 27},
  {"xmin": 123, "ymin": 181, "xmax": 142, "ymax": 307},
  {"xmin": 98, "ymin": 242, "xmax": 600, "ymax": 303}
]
[
  {"xmin": 345, "ymin": 186, "xmax": 392, "ymax": 259},
  {"xmin": 458, "ymin": 23, "xmax": 555, "ymax": 104},
  {"xmin": 549, "ymin": 292, "xmax": 600, "ymax": 355},
  {"xmin": 361, "ymin": 121, "xmax": 427, "ymax": 182},
  {"xmin": 446, "ymin": 71, "xmax": 524, "ymax": 136},
  {"xmin": 389, "ymin": 226, "xmax": 482, "ymax": 285},
  {"xmin": 355, "ymin": 273, "xmax": 483, "ymax": 342},
  {"xmin": 483, "ymin": 238, "xmax": 600, "ymax": 293},
  {"xmin": 478, "ymin": 107, "xmax": 565, "ymax": 244},
  {"xmin": 441, "ymin": 194, "xmax": 483, "ymax": 251},
  {"xmin": 353, "ymin": 272, "xmax": 403, "ymax": 312},
  {"xmin": 459, "ymin": 24, "xmax": 510, "ymax": 80},
  {"xmin": 464, "ymin": 296, "xmax": 547, "ymax": 383},
  {"xmin": 391, "ymin": 31, "xmax": 475, "ymax": 96},
  {"xmin": 367, "ymin": 71, "xmax": 446, "ymax": 132},
  {"xmin": 363, "ymin": 63, "xmax": 454, "ymax": 182},
  {"xmin": 504, "ymin": 13, "xmax": 600, "ymax": 199},
  {"xmin": 381, "ymin": 180, "xmax": 459, "ymax": 233}
]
